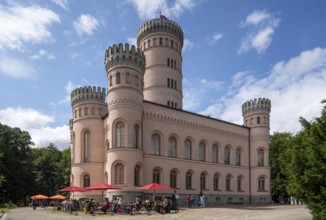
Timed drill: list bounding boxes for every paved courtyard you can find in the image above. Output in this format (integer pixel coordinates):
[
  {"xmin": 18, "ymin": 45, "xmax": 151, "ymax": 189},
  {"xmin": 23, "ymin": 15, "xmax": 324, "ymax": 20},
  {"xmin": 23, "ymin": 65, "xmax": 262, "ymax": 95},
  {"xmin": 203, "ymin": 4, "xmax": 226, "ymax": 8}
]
[{"xmin": 3, "ymin": 205, "xmax": 312, "ymax": 220}]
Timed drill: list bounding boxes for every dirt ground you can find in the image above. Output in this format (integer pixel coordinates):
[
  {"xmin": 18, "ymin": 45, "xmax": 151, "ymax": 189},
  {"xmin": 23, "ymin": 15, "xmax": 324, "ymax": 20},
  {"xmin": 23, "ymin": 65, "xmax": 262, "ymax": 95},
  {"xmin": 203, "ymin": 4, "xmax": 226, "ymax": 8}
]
[{"xmin": 5, "ymin": 204, "xmax": 312, "ymax": 220}]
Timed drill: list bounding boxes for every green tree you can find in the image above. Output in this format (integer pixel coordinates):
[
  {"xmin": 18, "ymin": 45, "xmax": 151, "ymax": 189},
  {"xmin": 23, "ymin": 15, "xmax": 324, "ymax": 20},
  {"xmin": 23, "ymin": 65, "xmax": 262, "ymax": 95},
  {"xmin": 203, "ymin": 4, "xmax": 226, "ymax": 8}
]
[
  {"xmin": 0, "ymin": 123, "xmax": 35, "ymax": 203},
  {"xmin": 269, "ymin": 132, "xmax": 293, "ymax": 202},
  {"xmin": 284, "ymin": 100, "xmax": 326, "ymax": 219}
]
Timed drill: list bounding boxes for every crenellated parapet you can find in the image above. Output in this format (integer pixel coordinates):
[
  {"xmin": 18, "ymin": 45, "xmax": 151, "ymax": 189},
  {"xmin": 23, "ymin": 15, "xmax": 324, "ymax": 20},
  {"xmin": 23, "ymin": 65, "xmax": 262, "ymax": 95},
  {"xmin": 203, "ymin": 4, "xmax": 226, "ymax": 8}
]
[
  {"xmin": 105, "ymin": 43, "xmax": 145, "ymax": 72},
  {"xmin": 242, "ymin": 98, "xmax": 271, "ymax": 117},
  {"xmin": 137, "ymin": 15, "xmax": 184, "ymax": 46},
  {"xmin": 71, "ymin": 86, "xmax": 106, "ymax": 107}
]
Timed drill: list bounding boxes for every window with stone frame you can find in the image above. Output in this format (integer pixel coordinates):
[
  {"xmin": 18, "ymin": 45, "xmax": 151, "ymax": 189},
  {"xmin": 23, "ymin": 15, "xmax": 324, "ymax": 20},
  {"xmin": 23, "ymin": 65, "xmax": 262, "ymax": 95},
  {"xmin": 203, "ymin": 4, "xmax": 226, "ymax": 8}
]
[
  {"xmin": 186, "ymin": 171, "xmax": 192, "ymax": 189},
  {"xmin": 151, "ymin": 134, "xmax": 160, "ymax": 155},
  {"xmin": 153, "ymin": 168, "xmax": 160, "ymax": 184},
  {"xmin": 170, "ymin": 170, "xmax": 177, "ymax": 188},
  {"xmin": 115, "ymin": 163, "xmax": 124, "ymax": 184}
]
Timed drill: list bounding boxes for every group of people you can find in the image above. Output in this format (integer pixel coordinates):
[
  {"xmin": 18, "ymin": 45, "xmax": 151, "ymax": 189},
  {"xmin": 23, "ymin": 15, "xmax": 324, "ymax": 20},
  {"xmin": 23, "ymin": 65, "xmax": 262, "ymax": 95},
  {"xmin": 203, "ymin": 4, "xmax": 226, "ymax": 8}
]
[{"xmin": 188, "ymin": 191, "xmax": 206, "ymax": 208}]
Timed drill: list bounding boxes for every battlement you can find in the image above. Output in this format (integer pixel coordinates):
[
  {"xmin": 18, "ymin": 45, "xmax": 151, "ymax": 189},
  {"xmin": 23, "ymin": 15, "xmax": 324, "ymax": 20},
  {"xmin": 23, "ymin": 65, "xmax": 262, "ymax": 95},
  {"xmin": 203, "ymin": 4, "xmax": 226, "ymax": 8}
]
[
  {"xmin": 105, "ymin": 43, "xmax": 145, "ymax": 72},
  {"xmin": 137, "ymin": 15, "xmax": 184, "ymax": 46},
  {"xmin": 71, "ymin": 86, "xmax": 106, "ymax": 107},
  {"xmin": 242, "ymin": 98, "xmax": 271, "ymax": 117}
]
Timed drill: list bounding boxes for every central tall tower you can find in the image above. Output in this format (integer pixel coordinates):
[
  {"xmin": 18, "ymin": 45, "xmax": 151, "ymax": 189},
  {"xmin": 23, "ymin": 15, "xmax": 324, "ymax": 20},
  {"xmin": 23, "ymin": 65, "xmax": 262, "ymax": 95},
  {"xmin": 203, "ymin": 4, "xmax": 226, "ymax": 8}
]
[{"xmin": 137, "ymin": 15, "xmax": 184, "ymax": 109}]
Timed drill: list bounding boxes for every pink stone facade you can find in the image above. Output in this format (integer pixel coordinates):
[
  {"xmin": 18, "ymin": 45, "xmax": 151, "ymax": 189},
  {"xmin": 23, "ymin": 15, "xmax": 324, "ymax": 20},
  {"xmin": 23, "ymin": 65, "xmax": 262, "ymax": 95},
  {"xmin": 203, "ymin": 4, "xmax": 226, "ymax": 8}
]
[{"xmin": 69, "ymin": 15, "xmax": 271, "ymax": 205}]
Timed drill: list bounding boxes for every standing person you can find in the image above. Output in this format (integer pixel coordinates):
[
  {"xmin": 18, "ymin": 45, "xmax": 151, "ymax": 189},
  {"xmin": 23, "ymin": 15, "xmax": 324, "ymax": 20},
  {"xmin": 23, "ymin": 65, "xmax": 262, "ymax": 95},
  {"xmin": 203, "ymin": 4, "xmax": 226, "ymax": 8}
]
[
  {"xmin": 187, "ymin": 194, "xmax": 191, "ymax": 208},
  {"xmin": 32, "ymin": 197, "xmax": 37, "ymax": 210},
  {"xmin": 199, "ymin": 191, "xmax": 205, "ymax": 208}
]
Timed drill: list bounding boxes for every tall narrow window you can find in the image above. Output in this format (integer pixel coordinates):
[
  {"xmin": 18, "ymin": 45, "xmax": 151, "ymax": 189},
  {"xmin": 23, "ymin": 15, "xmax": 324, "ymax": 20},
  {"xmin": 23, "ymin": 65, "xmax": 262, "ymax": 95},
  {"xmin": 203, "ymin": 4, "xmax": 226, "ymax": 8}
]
[
  {"xmin": 167, "ymin": 58, "xmax": 170, "ymax": 67},
  {"xmin": 170, "ymin": 170, "xmax": 177, "ymax": 188},
  {"xmin": 115, "ymin": 163, "xmax": 124, "ymax": 184},
  {"xmin": 186, "ymin": 171, "xmax": 192, "ymax": 189},
  {"xmin": 171, "ymin": 59, "xmax": 174, "ymax": 68},
  {"xmin": 167, "ymin": 78, "xmax": 170, "ymax": 87},
  {"xmin": 213, "ymin": 173, "xmax": 219, "ymax": 190},
  {"xmin": 83, "ymin": 174, "xmax": 90, "ymax": 188},
  {"xmin": 126, "ymin": 72, "xmax": 130, "ymax": 84},
  {"xmin": 174, "ymin": 80, "xmax": 177, "ymax": 89},
  {"xmin": 171, "ymin": 79, "xmax": 174, "ymax": 88},
  {"xmin": 116, "ymin": 122, "xmax": 125, "ymax": 148},
  {"xmin": 258, "ymin": 149, "xmax": 264, "ymax": 166},
  {"xmin": 153, "ymin": 168, "xmax": 160, "ymax": 184},
  {"xmin": 184, "ymin": 139, "xmax": 192, "ymax": 159},
  {"xmin": 171, "ymin": 40, "xmax": 174, "ymax": 48},
  {"xmin": 151, "ymin": 134, "xmax": 160, "ymax": 155},
  {"xmin": 226, "ymin": 175, "xmax": 231, "ymax": 191},
  {"xmin": 109, "ymin": 75, "xmax": 112, "ymax": 86},
  {"xmin": 135, "ymin": 76, "xmax": 139, "ymax": 86},
  {"xmin": 212, "ymin": 145, "xmax": 218, "ymax": 163},
  {"xmin": 134, "ymin": 165, "xmax": 140, "ymax": 186},
  {"xmin": 84, "ymin": 131, "xmax": 91, "ymax": 162},
  {"xmin": 258, "ymin": 176, "xmax": 265, "ymax": 191},
  {"xmin": 224, "ymin": 146, "xmax": 230, "ymax": 164},
  {"xmin": 134, "ymin": 125, "xmax": 139, "ymax": 148},
  {"xmin": 236, "ymin": 149, "xmax": 241, "ymax": 166},
  {"xmin": 200, "ymin": 172, "xmax": 206, "ymax": 190},
  {"xmin": 199, "ymin": 142, "xmax": 206, "ymax": 161},
  {"xmin": 159, "ymin": 37, "xmax": 163, "ymax": 45},
  {"xmin": 237, "ymin": 176, "xmax": 242, "ymax": 191},
  {"xmin": 116, "ymin": 72, "xmax": 121, "ymax": 84},
  {"xmin": 84, "ymin": 107, "xmax": 88, "ymax": 116},
  {"xmin": 257, "ymin": 116, "xmax": 261, "ymax": 124},
  {"xmin": 169, "ymin": 137, "xmax": 177, "ymax": 157},
  {"xmin": 91, "ymin": 107, "xmax": 95, "ymax": 115},
  {"xmin": 167, "ymin": 101, "xmax": 170, "ymax": 107}
]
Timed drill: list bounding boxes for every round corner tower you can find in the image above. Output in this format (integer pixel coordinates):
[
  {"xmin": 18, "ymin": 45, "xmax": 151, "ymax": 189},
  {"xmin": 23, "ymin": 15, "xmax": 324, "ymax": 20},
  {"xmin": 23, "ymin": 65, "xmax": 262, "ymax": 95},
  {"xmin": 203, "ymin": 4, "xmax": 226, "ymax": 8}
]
[
  {"xmin": 242, "ymin": 98, "xmax": 271, "ymax": 204},
  {"xmin": 104, "ymin": 43, "xmax": 145, "ymax": 199},
  {"xmin": 137, "ymin": 15, "xmax": 184, "ymax": 109},
  {"xmin": 70, "ymin": 86, "xmax": 107, "ymax": 194}
]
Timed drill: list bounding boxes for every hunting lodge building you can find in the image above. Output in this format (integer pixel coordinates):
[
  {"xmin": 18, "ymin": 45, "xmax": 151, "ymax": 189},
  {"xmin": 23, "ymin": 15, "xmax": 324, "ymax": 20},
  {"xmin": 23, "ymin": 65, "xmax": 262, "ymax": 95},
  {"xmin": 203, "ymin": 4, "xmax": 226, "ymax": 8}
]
[{"xmin": 69, "ymin": 15, "xmax": 271, "ymax": 205}]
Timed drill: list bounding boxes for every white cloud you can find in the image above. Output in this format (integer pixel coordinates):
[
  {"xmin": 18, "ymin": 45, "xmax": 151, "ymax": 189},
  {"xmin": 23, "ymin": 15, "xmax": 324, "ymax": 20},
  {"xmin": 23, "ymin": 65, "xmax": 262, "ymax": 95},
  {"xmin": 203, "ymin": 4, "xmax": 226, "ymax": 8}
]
[
  {"xmin": 209, "ymin": 33, "xmax": 223, "ymax": 45},
  {"xmin": 200, "ymin": 47, "xmax": 326, "ymax": 134},
  {"xmin": 0, "ymin": 107, "xmax": 69, "ymax": 147},
  {"xmin": 183, "ymin": 78, "xmax": 224, "ymax": 111},
  {"xmin": 30, "ymin": 49, "xmax": 56, "ymax": 60},
  {"xmin": 127, "ymin": 37, "xmax": 137, "ymax": 46},
  {"xmin": 238, "ymin": 10, "xmax": 280, "ymax": 55},
  {"xmin": 128, "ymin": 0, "xmax": 196, "ymax": 20},
  {"xmin": 50, "ymin": 81, "xmax": 79, "ymax": 106},
  {"xmin": 0, "ymin": 56, "xmax": 37, "ymax": 80},
  {"xmin": 51, "ymin": 0, "xmax": 69, "ymax": 11},
  {"xmin": 183, "ymin": 38, "xmax": 194, "ymax": 52},
  {"xmin": 0, "ymin": 3, "xmax": 60, "ymax": 52},
  {"xmin": 73, "ymin": 14, "xmax": 99, "ymax": 36},
  {"xmin": 70, "ymin": 52, "xmax": 81, "ymax": 60}
]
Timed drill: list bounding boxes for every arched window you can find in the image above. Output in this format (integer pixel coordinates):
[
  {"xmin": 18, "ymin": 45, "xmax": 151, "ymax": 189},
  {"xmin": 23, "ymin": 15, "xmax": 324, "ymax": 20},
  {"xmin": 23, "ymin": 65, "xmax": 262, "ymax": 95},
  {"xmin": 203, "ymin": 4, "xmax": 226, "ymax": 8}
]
[
  {"xmin": 153, "ymin": 168, "xmax": 160, "ymax": 184},
  {"xmin": 134, "ymin": 125, "xmax": 139, "ymax": 148},
  {"xmin": 84, "ymin": 131, "xmax": 91, "ymax": 162},
  {"xmin": 213, "ymin": 173, "xmax": 220, "ymax": 190},
  {"xmin": 116, "ymin": 122, "xmax": 125, "ymax": 148},
  {"xmin": 186, "ymin": 171, "xmax": 192, "ymax": 189},
  {"xmin": 200, "ymin": 172, "xmax": 206, "ymax": 190},
  {"xmin": 258, "ymin": 176, "xmax": 265, "ymax": 191},
  {"xmin": 134, "ymin": 165, "xmax": 140, "ymax": 186},
  {"xmin": 237, "ymin": 176, "xmax": 242, "ymax": 191},
  {"xmin": 116, "ymin": 72, "xmax": 121, "ymax": 84},
  {"xmin": 212, "ymin": 144, "xmax": 219, "ymax": 163},
  {"xmin": 199, "ymin": 142, "xmax": 206, "ymax": 161},
  {"xmin": 151, "ymin": 134, "xmax": 160, "ymax": 155},
  {"xmin": 126, "ymin": 72, "xmax": 130, "ymax": 84},
  {"xmin": 83, "ymin": 174, "xmax": 90, "ymax": 188},
  {"xmin": 226, "ymin": 174, "xmax": 232, "ymax": 191},
  {"xmin": 170, "ymin": 170, "xmax": 177, "ymax": 188},
  {"xmin": 184, "ymin": 139, "xmax": 192, "ymax": 159},
  {"xmin": 236, "ymin": 149, "xmax": 241, "ymax": 166},
  {"xmin": 168, "ymin": 137, "xmax": 177, "ymax": 157},
  {"xmin": 257, "ymin": 116, "xmax": 261, "ymax": 124},
  {"xmin": 224, "ymin": 146, "xmax": 230, "ymax": 164},
  {"xmin": 115, "ymin": 163, "xmax": 124, "ymax": 185},
  {"xmin": 258, "ymin": 149, "xmax": 264, "ymax": 166}
]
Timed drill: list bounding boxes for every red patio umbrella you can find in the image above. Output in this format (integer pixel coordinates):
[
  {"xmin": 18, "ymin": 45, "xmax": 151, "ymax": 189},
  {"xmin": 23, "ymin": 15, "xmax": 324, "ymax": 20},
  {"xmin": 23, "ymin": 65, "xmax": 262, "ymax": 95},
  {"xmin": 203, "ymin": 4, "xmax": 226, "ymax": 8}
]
[
  {"xmin": 137, "ymin": 183, "xmax": 172, "ymax": 194},
  {"xmin": 59, "ymin": 186, "xmax": 88, "ymax": 199},
  {"xmin": 84, "ymin": 183, "xmax": 122, "ymax": 202}
]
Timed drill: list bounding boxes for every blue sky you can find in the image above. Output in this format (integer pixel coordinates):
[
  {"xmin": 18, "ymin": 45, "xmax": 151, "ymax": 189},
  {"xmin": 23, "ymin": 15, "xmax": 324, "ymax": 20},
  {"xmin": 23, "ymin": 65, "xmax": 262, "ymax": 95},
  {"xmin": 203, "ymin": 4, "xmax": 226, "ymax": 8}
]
[{"xmin": 1, "ymin": 0, "xmax": 326, "ymax": 148}]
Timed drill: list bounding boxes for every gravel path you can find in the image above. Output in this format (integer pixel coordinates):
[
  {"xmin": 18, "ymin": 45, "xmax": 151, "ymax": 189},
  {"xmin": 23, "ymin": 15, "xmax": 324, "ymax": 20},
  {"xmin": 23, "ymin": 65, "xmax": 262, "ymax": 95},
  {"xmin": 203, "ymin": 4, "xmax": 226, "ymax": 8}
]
[{"xmin": 4, "ymin": 205, "xmax": 312, "ymax": 220}]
